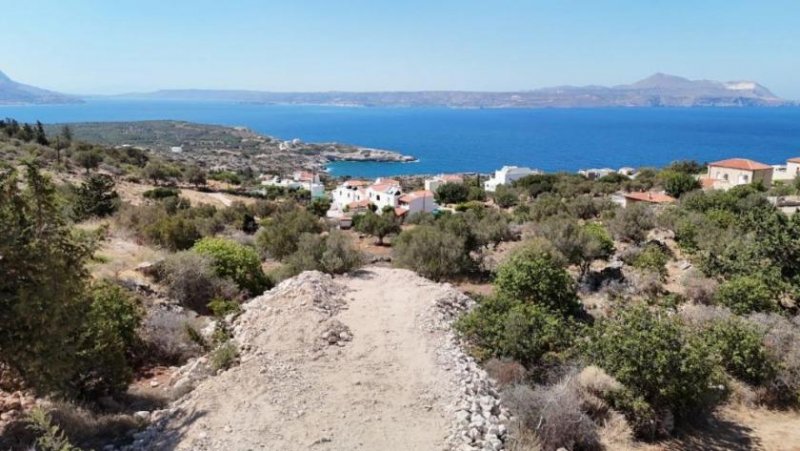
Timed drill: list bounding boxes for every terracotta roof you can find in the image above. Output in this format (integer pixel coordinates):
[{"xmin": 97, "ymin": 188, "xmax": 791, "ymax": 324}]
[
  {"xmin": 623, "ymin": 191, "xmax": 676, "ymax": 204},
  {"xmin": 343, "ymin": 180, "xmax": 370, "ymax": 187},
  {"xmin": 347, "ymin": 199, "xmax": 370, "ymax": 209},
  {"xmin": 399, "ymin": 190, "xmax": 435, "ymax": 203},
  {"xmin": 708, "ymin": 158, "xmax": 771, "ymax": 171},
  {"xmin": 788, "ymin": 157, "xmax": 800, "ymax": 164},
  {"xmin": 370, "ymin": 183, "xmax": 401, "ymax": 193},
  {"xmin": 440, "ymin": 174, "xmax": 464, "ymax": 183},
  {"xmin": 394, "ymin": 207, "xmax": 409, "ymax": 216}
]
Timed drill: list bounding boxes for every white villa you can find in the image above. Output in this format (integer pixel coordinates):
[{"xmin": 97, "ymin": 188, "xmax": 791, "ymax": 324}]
[
  {"xmin": 484, "ymin": 166, "xmax": 540, "ymax": 192},
  {"xmin": 261, "ymin": 170, "xmax": 325, "ymax": 198},
  {"xmin": 330, "ymin": 177, "xmax": 438, "ymax": 217},
  {"xmin": 424, "ymin": 174, "xmax": 464, "ymax": 192},
  {"xmin": 578, "ymin": 168, "xmax": 616, "ymax": 179},
  {"xmin": 771, "ymin": 157, "xmax": 800, "ymax": 182}
]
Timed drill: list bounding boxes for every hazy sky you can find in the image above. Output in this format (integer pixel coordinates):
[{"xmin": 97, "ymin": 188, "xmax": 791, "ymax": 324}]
[{"xmin": 2, "ymin": 0, "xmax": 798, "ymax": 97}]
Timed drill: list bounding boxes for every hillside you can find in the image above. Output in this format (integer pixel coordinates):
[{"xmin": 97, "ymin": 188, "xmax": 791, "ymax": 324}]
[
  {"xmin": 0, "ymin": 70, "xmax": 82, "ymax": 105},
  {"xmin": 111, "ymin": 74, "xmax": 790, "ymax": 108},
  {"xmin": 44, "ymin": 121, "xmax": 414, "ymax": 174}
]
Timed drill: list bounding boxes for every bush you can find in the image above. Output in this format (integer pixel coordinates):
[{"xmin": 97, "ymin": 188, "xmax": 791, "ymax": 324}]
[
  {"xmin": 501, "ymin": 381, "xmax": 600, "ymax": 451},
  {"xmin": 629, "ymin": 243, "xmax": 669, "ymax": 279},
  {"xmin": 701, "ymin": 317, "xmax": 776, "ymax": 386},
  {"xmin": 681, "ymin": 270, "xmax": 718, "ymax": 304},
  {"xmin": 492, "ymin": 184, "xmax": 518, "ymax": 208},
  {"xmin": 484, "ymin": 358, "xmax": 527, "ymax": 387},
  {"xmin": 284, "ymin": 231, "xmax": 364, "ymax": 275},
  {"xmin": 256, "ymin": 207, "xmax": 323, "ymax": 260},
  {"xmin": 207, "ymin": 298, "xmax": 242, "ymax": 318},
  {"xmin": 747, "ymin": 313, "xmax": 800, "ymax": 405},
  {"xmin": 609, "ymin": 203, "xmax": 655, "ymax": 243},
  {"xmin": 715, "ymin": 274, "xmax": 780, "ymax": 314},
  {"xmin": 393, "ymin": 225, "xmax": 471, "ymax": 280},
  {"xmin": 142, "ymin": 186, "xmax": 179, "ymax": 200},
  {"xmin": 584, "ymin": 305, "xmax": 724, "ymax": 437},
  {"xmin": 435, "ymin": 182, "xmax": 470, "ymax": 204},
  {"xmin": 660, "ymin": 170, "xmax": 701, "ymax": 198},
  {"xmin": 158, "ymin": 251, "xmax": 243, "ymax": 312},
  {"xmin": 456, "ymin": 295, "xmax": 578, "ymax": 368},
  {"xmin": 494, "ymin": 250, "xmax": 581, "ymax": 317},
  {"xmin": 138, "ymin": 310, "xmax": 205, "ymax": 364},
  {"xmin": 192, "ymin": 237, "xmax": 270, "ymax": 296},
  {"xmin": 72, "ymin": 281, "xmax": 142, "ymax": 399},
  {"xmin": 308, "ymin": 196, "xmax": 332, "ymax": 217},
  {"xmin": 537, "ymin": 217, "xmax": 613, "ymax": 276},
  {"xmin": 210, "ymin": 341, "xmax": 239, "ymax": 371}
]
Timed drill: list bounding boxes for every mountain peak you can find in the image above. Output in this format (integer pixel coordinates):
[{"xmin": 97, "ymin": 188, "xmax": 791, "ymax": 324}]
[{"xmin": 629, "ymin": 73, "xmax": 694, "ymax": 89}]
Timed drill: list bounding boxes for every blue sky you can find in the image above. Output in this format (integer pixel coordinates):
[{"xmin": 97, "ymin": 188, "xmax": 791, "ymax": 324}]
[{"xmin": 1, "ymin": 0, "xmax": 798, "ymax": 97}]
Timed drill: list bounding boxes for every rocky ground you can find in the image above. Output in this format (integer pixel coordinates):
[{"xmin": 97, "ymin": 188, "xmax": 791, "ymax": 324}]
[{"xmin": 127, "ymin": 267, "xmax": 507, "ymax": 451}]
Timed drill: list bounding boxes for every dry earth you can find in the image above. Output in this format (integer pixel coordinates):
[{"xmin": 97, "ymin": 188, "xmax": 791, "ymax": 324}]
[{"xmin": 135, "ymin": 267, "xmax": 506, "ymax": 451}]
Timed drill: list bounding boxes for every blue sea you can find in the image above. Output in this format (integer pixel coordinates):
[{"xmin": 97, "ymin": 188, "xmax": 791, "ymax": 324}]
[{"xmin": 2, "ymin": 100, "xmax": 800, "ymax": 178}]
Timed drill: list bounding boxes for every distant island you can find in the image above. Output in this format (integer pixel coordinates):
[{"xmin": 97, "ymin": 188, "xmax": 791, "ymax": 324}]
[
  {"xmin": 0, "ymin": 70, "xmax": 82, "ymax": 105},
  {"xmin": 109, "ymin": 73, "xmax": 790, "ymax": 108},
  {"xmin": 0, "ymin": 70, "xmax": 792, "ymax": 107}
]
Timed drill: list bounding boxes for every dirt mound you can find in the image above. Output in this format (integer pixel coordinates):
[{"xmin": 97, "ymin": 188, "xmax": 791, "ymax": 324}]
[{"xmin": 132, "ymin": 267, "xmax": 507, "ymax": 451}]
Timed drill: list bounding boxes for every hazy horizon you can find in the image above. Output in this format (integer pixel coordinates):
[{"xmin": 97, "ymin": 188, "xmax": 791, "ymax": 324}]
[{"xmin": 2, "ymin": 0, "xmax": 799, "ymax": 98}]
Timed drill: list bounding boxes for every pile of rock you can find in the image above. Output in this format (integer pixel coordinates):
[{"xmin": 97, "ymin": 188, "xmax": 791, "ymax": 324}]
[
  {"xmin": 0, "ymin": 390, "xmax": 34, "ymax": 424},
  {"xmin": 320, "ymin": 320, "xmax": 352, "ymax": 347},
  {"xmin": 422, "ymin": 284, "xmax": 509, "ymax": 451}
]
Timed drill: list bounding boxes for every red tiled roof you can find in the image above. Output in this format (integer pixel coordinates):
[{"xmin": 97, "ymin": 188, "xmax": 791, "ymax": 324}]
[
  {"xmin": 398, "ymin": 190, "xmax": 435, "ymax": 203},
  {"xmin": 343, "ymin": 180, "xmax": 370, "ymax": 187},
  {"xmin": 708, "ymin": 158, "xmax": 771, "ymax": 171},
  {"xmin": 441, "ymin": 174, "xmax": 464, "ymax": 182},
  {"xmin": 394, "ymin": 207, "xmax": 409, "ymax": 216},
  {"xmin": 623, "ymin": 191, "xmax": 676, "ymax": 204},
  {"xmin": 347, "ymin": 199, "xmax": 370, "ymax": 209},
  {"xmin": 788, "ymin": 157, "xmax": 800, "ymax": 164}
]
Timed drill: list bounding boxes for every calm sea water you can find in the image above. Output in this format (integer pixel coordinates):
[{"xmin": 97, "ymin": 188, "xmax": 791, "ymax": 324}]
[{"xmin": 2, "ymin": 100, "xmax": 800, "ymax": 177}]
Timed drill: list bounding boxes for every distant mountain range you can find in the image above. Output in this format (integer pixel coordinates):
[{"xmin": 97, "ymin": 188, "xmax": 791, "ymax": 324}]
[
  {"xmin": 0, "ymin": 70, "xmax": 82, "ymax": 105},
  {"xmin": 0, "ymin": 70, "xmax": 792, "ymax": 107}
]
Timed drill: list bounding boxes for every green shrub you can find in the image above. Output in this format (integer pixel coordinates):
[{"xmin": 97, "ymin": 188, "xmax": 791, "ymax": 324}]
[
  {"xmin": 158, "ymin": 251, "xmax": 243, "ymax": 312},
  {"xmin": 142, "ymin": 186, "xmax": 179, "ymax": 199},
  {"xmin": 393, "ymin": 225, "xmax": 471, "ymax": 280},
  {"xmin": 26, "ymin": 408, "xmax": 81, "ymax": 451},
  {"xmin": 256, "ymin": 207, "xmax": 323, "ymax": 260},
  {"xmin": 715, "ymin": 274, "xmax": 780, "ymax": 314},
  {"xmin": 494, "ymin": 250, "xmax": 581, "ymax": 317},
  {"xmin": 72, "ymin": 281, "xmax": 142, "ymax": 399},
  {"xmin": 454, "ymin": 200, "xmax": 486, "ymax": 212},
  {"xmin": 145, "ymin": 215, "xmax": 201, "ymax": 251},
  {"xmin": 630, "ymin": 243, "xmax": 669, "ymax": 278},
  {"xmin": 456, "ymin": 295, "xmax": 577, "ymax": 367},
  {"xmin": 192, "ymin": 237, "xmax": 270, "ymax": 296},
  {"xmin": 207, "ymin": 298, "xmax": 242, "ymax": 318},
  {"xmin": 308, "ymin": 196, "xmax": 332, "ymax": 217},
  {"xmin": 492, "ymin": 184, "xmax": 519, "ymax": 208},
  {"xmin": 610, "ymin": 202, "xmax": 655, "ymax": 243},
  {"xmin": 436, "ymin": 182, "xmax": 470, "ymax": 204},
  {"xmin": 210, "ymin": 341, "xmax": 239, "ymax": 371},
  {"xmin": 284, "ymin": 231, "xmax": 364, "ymax": 275},
  {"xmin": 701, "ymin": 317, "xmax": 776, "ymax": 385},
  {"xmin": 584, "ymin": 305, "xmax": 724, "ymax": 437},
  {"xmin": 660, "ymin": 170, "xmax": 701, "ymax": 198}
]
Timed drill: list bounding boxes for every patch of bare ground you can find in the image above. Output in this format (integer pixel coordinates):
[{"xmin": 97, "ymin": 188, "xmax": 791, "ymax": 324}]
[
  {"xmin": 115, "ymin": 181, "xmax": 256, "ymax": 208},
  {"xmin": 137, "ymin": 267, "xmax": 506, "ymax": 451}
]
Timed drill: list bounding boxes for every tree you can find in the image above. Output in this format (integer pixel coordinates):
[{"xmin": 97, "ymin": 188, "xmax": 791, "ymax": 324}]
[
  {"xmin": 75, "ymin": 173, "xmax": 120, "ymax": 219},
  {"xmin": 435, "ymin": 182, "xmax": 470, "ymax": 204},
  {"xmin": 184, "ymin": 166, "xmax": 207, "ymax": 187},
  {"xmin": 494, "ymin": 249, "xmax": 582, "ymax": 317},
  {"xmin": 493, "ymin": 185, "xmax": 519, "ymax": 208},
  {"xmin": 355, "ymin": 211, "xmax": 401, "ymax": 245},
  {"xmin": 73, "ymin": 150, "xmax": 102, "ymax": 173},
  {"xmin": 537, "ymin": 217, "xmax": 614, "ymax": 277},
  {"xmin": 143, "ymin": 161, "xmax": 169, "ymax": 185},
  {"xmin": 34, "ymin": 121, "xmax": 48, "ymax": 146},
  {"xmin": 256, "ymin": 207, "xmax": 324, "ymax": 260},
  {"xmin": 308, "ymin": 196, "xmax": 332, "ymax": 217},
  {"xmin": 393, "ymin": 225, "xmax": 470, "ymax": 280},
  {"xmin": 0, "ymin": 164, "xmax": 91, "ymax": 395},
  {"xmin": 660, "ymin": 170, "xmax": 701, "ymax": 198},
  {"xmin": 715, "ymin": 274, "xmax": 781, "ymax": 314}
]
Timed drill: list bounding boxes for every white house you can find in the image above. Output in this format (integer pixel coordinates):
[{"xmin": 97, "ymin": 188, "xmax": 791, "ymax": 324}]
[
  {"xmin": 484, "ymin": 166, "xmax": 539, "ymax": 192},
  {"xmin": 773, "ymin": 157, "xmax": 800, "ymax": 182},
  {"xmin": 261, "ymin": 170, "xmax": 325, "ymax": 198},
  {"xmin": 331, "ymin": 179, "xmax": 370, "ymax": 210},
  {"xmin": 700, "ymin": 158, "xmax": 773, "ymax": 191},
  {"xmin": 366, "ymin": 178, "xmax": 403, "ymax": 212},
  {"xmin": 578, "ymin": 168, "xmax": 615, "ymax": 180},
  {"xmin": 397, "ymin": 190, "xmax": 438, "ymax": 216},
  {"xmin": 424, "ymin": 174, "xmax": 464, "ymax": 192}
]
